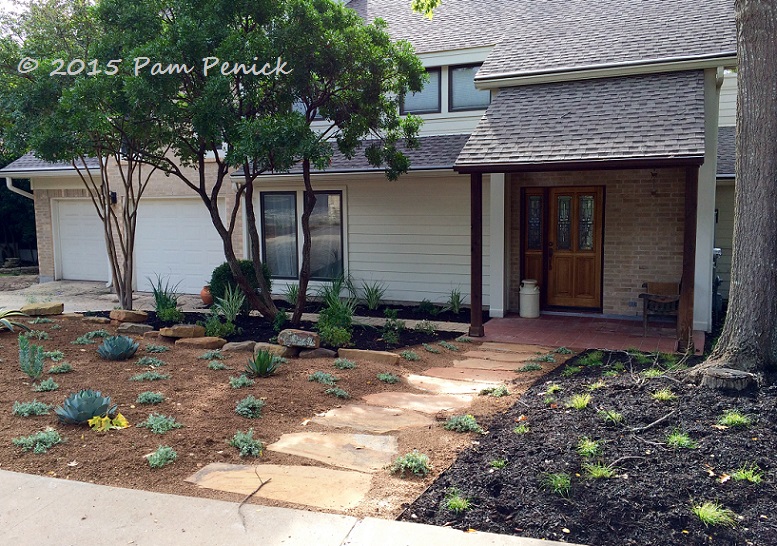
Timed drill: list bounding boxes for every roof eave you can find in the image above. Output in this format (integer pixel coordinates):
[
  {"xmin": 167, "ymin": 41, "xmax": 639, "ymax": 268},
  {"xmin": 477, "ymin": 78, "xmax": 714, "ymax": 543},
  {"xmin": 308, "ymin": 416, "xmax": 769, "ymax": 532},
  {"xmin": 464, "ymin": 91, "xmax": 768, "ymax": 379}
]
[
  {"xmin": 474, "ymin": 53, "xmax": 738, "ymax": 89},
  {"xmin": 454, "ymin": 156, "xmax": 705, "ymax": 174}
]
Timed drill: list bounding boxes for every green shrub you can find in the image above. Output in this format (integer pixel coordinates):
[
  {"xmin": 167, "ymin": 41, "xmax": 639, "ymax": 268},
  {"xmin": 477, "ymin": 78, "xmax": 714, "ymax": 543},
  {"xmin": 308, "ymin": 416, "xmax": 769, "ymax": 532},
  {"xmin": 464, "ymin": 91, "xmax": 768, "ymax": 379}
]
[
  {"xmin": 209, "ymin": 260, "xmax": 271, "ymax": 314},
  {"xmin": 32, "ymin": 378, "xmax": 59, "ymax": 392},
  {"xmin": 157, "ymin": 307, "xmax": 184, "ymax": 324},
  {"xmin": 333, "ymin": 358, "xmax": 356, "ymax": 370},
  {"xmin": 18, "ymin": 334, "xmax": 44, "ymax": 380},
  {"xmin": 399, "ymin": 350, "xmax": 420, "ymax": 361},
  {"xmin": 480, "ymin": 385, "xmax": 510, "ymax": 397},
  {"xmin": 489, "ymin": 459, "xmax": 507, "ymax": 469},
  {"xmin": 309, "ymin": 371, "xmax": 338, "ymax": 386},
  {"xmin": 438, "ymin": 340, "xmax": 459, "ymax": 351},
  {"xmin": 229, "ymin": 374, "xmax": 255, "ymax": 389},
  {"xmin": 422, "ymin": 343, "xmax": 441, "ymax": 354},
  {"xmin": 318, "ymin": 325, "xmax": 352, "ymax": 348},
  {"xmin": 416, "ymin": 299, "xmax": 440, "ymax": 316},
  {"xmin": 245, "ymin": 350, "xmax": 284, "ymax": 377},
  {"xmin": 578, "ymin": 350, "xmax": 605, "ymax": 366},
  {"xmin": 272, "ymin": 310, "xmax": 288, "ymax": 332},
  {"xmin": 136, "ymin": 391, "xmax": 165, "ymax": 405},
  {"xmin": 382, "ymin": 308, "xmax": 405, "ymax": 345},
  {"xmin": 147, "ymin": 445, "xmax": 177, "ymax": 468},
  {"xmin": 443, "ymin": 414, "xmax": 484, "ymax": 433},
  {"xmin": 566, "ymin": 393, "xmax": 592, "ymax": 410},
  {"xmin": 137, "ymin": 413, "xmax": 183, "ymax": 434},
  {"xmin": 12, "ymin": 400, "xmax": 52, "ymax": 417},
  {"xmin": 29, "ymin": 317, "xmax": 53, "ymax": 324},
  {"xmin": 212, "ymin": 284, "xmax": 245, "ymax": 323},
  {"xmin": 201, "ymin": 313, "xmax": 236, "ymax": 338},
  {"xmin": 235, "ymin": 395, "xmax": 265, "ymax": 418},
  {"xmin": 412, "ymin": 320, "xmax": 437, "ymax": 335},
  {"xmin": 55, "ymin": 390, "xmax": 116, "ymax": 424},
  {"xmin": 12, "ymin": 428, "xmax": 62, "ymax": 454},
  {"xmin": 377, "ymin": 372, "xmax": 400, "ymax": 384},
  {"xmin": 48, "ymin": 362, "xmax": 73, "ymax": 374},
  {"xmin": 325, "ymin": 387, "xmax": 349, "ymax": 399},
  {"xmin": 130, "ymin": 371, "xmax": 170, "ymax": 382},
  {"xmin": 390, "ymin": 450, "xmax": 431, "ymax": 477},
  {"xmin": 561, "ymin": 365, "xmax": 582, "ymax": 377},
  {"xmin": 441, "ymin": 288, "xmax": 464, "ymax": 314},
  {"xmin": 513, "ymin": 424, "xmax": 530, "ymax": 434},
  {"xmin": 229, "ymin": 429, "xmax": 263, "ymax": 457},
  {"xmin": 361, "ymin": 280, "xmax": 386, "ymax": 310}
]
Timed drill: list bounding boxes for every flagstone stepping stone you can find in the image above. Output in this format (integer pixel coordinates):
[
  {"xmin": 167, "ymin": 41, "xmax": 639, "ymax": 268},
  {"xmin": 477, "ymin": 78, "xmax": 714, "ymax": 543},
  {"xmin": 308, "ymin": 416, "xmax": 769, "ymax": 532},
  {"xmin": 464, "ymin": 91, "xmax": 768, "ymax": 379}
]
[
  {"xmin": 185, "ymin": 462, "xmax": 371, "ymax": 511},
  {"xmin": 405, "ymin": 375, "xmax": 501, "ymax": 395},
  {"xmin": 311, "ymin": 405, "xmax": 435, "ymax": 433},
  {"xmin": 267, "ymin": 432, "xmax": 397, "ymax": 473},
  {"xmin": 337, "ymin": 348, "xmax": 399, "ymax": 366},
  {"xmin": 362, "ymin": 392, "xmax": 472, "ymax": 414},
  {"xmin": 461, "ymin": 350, "xmax": 545, "ymax": 363},
  {"xmin": 421, "ymin": 367, "xmax": 517, "ymax": 383},
  {"xmin": 480, "ymin": 342, "xmax": 553, "ymax": 353},
  {"xmin": 453, "ymin": 358, "xmax": 531, "ymax": 371}
]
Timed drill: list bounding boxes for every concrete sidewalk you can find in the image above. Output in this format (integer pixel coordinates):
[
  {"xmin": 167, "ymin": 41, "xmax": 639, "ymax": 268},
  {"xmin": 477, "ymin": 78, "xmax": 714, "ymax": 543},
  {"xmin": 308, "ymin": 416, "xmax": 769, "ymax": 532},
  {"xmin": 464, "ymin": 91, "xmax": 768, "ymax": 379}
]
[{"xmin": 0, "ymin": 470, "xmax": 579, "ymax": 546}]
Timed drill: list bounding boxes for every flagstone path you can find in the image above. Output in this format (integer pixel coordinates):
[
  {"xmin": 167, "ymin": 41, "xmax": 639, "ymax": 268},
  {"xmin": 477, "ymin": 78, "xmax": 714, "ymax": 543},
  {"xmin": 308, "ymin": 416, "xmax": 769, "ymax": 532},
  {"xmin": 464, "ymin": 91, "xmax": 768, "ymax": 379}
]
[{"xmin": 187, "ymin": 342, "xmax": 570, "ymax": 512}]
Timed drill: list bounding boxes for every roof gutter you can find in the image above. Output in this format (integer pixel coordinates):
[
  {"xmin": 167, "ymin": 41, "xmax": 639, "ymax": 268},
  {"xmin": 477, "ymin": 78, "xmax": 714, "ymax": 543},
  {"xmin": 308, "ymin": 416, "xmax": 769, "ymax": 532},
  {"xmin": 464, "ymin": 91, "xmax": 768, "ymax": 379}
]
[
  {"xmin": 4, "ymin": 177, "xmax": 33, "ymax": 200},
  {"xmin": 474, "ymin": 53, "xmax": 738, "ymax": 89}
]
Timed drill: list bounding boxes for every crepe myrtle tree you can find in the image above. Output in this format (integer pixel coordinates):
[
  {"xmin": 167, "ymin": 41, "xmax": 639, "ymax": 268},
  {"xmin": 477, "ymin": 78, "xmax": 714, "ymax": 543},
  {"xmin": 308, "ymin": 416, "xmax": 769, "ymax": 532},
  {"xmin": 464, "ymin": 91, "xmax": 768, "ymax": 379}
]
[
  {"xmin": 3, "ymin": 0, "xmax": 165, "ymax": 310},
  {"xmin": 95, "ymin": 0, "xmax": 425, "ymax": 322}
]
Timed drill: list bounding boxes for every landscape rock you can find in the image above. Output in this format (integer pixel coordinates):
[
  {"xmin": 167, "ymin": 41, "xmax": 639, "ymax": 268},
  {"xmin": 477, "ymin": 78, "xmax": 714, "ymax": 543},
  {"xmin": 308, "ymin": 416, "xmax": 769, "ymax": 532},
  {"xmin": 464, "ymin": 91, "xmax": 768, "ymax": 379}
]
[
  {"xmin": 299, "ymin": 348, "xmax": 337, "ymax": 359},
  {"xmin": 277, "ymin": 329, "xmax": 320, "ymax": 349},
  {"xmin": 159, "ymin": 324, "xmax": 206, "ymax": 339},
  {"xmin": 82, "ymin": 316, "xmax": 110, "ymax": 324},
  {"xmin": 109, "ymin": 309, "xmax": 148, "ymax": 323},
  {"xmin": 61, "ymin": 313, "xmax": 84, "ymax": 320},
  {"xmin": 254, "ymin": 342, "xmax": 298, "ymax": 359},
  {"xmin": 337, "ymin": 348, "xmax": 399, "ymax": 366},
  {"xmin": 20, "ymin": 302, "xmax": 64, "ymax": 316},
  {"xmin": 117, "ymin": 323, "xmax": 154, "ymax": 335},
  {"xmin": 222, "ymin": 341, "xmax": 256, "ymax": 353},
  {"xmin": 175, "ymin": 337, "xmax": 227, "ymax": 349}
]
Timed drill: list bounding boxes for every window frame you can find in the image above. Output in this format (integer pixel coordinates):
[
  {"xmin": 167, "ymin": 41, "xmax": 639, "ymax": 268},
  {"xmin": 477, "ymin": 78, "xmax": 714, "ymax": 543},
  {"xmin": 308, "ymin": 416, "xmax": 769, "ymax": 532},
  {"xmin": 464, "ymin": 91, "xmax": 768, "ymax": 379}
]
[
  {"xmin": 401, "ymin": 67, "xmax": 442, "ymax": 115},
  {"xmin": 448, "ymin": 63, "xmax": 491, "ymax": 113},
  {"xmin": 259, "ymin": 191, "xmax": 299, "ymax": 281}
]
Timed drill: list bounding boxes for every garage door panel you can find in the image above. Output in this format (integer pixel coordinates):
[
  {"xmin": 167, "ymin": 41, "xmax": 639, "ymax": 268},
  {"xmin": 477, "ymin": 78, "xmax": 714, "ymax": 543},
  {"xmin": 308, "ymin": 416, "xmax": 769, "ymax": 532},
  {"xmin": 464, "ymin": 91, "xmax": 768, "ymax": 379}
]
[
  {"xmin": 135, "ymin": 200, "xmax": 225, "ymax": 294},
  {"xmin": 57, "ymin": 200, "xmax": 110, "ymax": 282}
]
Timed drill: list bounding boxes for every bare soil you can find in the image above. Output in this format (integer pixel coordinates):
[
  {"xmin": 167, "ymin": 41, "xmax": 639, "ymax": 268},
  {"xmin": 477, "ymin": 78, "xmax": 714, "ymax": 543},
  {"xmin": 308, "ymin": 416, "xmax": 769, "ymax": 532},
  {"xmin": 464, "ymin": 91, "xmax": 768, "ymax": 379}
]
[
  {"xmin": 401, "ymin": 350, "xmax": 777, "ymax": 545},
  {"xmin": 0, "ymin": 316, "xmax": 546, "ymax": 520}
]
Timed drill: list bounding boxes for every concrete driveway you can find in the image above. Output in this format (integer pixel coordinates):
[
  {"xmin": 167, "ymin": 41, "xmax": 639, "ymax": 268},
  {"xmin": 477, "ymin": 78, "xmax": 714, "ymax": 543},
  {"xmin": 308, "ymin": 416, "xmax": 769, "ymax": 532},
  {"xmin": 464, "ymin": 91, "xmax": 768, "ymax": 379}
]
[{"xmin": 0, "ymin": 278, "xmax": 207, "ymax": 313}]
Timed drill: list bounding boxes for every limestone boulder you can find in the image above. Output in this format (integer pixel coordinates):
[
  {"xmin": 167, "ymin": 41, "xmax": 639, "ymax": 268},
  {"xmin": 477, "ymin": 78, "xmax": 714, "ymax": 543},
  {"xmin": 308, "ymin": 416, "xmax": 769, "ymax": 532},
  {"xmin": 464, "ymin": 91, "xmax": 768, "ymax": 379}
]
[
  {"xmin": 159, "ymin": 324, "xmax": 206, "ymax": 339},
  {"xmin": 20, "ymin": 302, "xmax": 64, "ymax": 316},
  {"xmin": 117, "ymin": 323, "xmax": 154, "ymax": 335},
  {"xmin": 222, "ymin": 341, "xmax": 257, "ymax": 353},
  {"xmin": 109, "ymin": 309, "xmax": 148, "ymax": 323},
  {"xmin": 175, "ymin": 337, "xmax": 227, "ymax": 349},
  {"xmin": 254, "ymin": 342, "xmax": 298, "ymax": 359},
  {"xmin": 337, "ymin": 348, "xmax": 399, "ymax": 366},
  {"xmin": 82, "ymin": 316, "xmax": 110, "ymax": 324},
  {"xmin": 299, "ymin": 348, "xmax": 337, "ymax": 359},
  {"xmin": 277, "ymin": 329, "xmax": 320, "ymax": 349}
]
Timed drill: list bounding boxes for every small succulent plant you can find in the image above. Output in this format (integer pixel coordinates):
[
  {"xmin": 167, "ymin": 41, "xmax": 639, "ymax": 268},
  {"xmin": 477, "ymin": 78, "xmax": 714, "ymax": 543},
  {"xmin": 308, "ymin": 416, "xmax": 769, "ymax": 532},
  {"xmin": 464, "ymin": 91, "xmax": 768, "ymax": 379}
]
[
  {"xmin": 97, "ymin": 335, "xmax": 139, "ymax": 361},
  {"xmin": 55, "ymin": 389, "xmax": 117, "ymax": 425},
  {"xmin": 245, "ymin": 350, "xmax": 283, "ymax": 377}
]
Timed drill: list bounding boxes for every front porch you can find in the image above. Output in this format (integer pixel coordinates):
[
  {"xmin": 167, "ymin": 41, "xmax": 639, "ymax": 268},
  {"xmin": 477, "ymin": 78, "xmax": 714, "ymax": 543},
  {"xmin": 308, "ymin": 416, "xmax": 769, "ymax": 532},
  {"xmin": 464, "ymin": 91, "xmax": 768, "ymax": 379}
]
[{"xmin": 483, "ymin": 313, "xmax": 705, "ymax": 354}]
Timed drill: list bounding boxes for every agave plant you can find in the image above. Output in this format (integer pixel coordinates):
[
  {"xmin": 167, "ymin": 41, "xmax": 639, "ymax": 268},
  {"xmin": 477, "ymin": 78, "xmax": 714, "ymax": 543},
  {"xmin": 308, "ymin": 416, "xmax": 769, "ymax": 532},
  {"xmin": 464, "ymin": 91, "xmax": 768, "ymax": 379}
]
[
  {"xmin": 245, "ymin": 350, "xmax": 283, "ymax": 377},
  {"xmin": 0, "ymin": 308, "xmax": 30, "ymax": 333},
  {"xmin": 97, "ymin": 335, "xmax": 139, "ymax": 360},
  {"xmin": 55, "ymin": 389, "xmax": 117, "ymax": 424}
]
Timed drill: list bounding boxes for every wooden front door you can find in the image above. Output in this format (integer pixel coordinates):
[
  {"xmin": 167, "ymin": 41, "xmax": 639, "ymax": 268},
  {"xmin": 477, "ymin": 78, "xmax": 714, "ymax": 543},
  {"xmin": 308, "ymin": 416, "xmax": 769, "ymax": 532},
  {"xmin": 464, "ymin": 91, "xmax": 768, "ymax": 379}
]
[{"xmin": 522, "ymin": 186, "xmax": 604, "ymax": 310}]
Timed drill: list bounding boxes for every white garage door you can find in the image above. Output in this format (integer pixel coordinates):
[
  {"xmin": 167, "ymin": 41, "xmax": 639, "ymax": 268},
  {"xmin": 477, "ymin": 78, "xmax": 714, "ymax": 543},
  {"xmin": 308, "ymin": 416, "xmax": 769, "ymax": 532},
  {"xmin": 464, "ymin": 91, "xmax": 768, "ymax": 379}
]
[
  {"xmin": 56, "ymin": 200, "xmax": 110, "ymax": 282},
  {"xmin": 135, "ymin": 199, "xmax": 226, "ymax": 294}
]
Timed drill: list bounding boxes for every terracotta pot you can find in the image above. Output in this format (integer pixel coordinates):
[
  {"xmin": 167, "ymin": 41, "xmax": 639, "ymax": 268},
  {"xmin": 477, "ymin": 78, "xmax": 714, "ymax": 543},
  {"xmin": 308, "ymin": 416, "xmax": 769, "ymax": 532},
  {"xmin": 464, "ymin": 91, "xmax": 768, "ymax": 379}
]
[{"xmin": 200, "ymin": 285, "xmax": 214, "ymax": 306}]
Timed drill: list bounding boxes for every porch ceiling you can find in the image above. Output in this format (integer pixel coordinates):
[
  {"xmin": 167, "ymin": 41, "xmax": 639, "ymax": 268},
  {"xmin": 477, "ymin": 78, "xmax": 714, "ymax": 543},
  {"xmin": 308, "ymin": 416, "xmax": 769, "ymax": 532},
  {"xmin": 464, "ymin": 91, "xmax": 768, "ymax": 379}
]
[{"xmin": 455, "ymin": 70, "xmax": 706, "ymax": 172}]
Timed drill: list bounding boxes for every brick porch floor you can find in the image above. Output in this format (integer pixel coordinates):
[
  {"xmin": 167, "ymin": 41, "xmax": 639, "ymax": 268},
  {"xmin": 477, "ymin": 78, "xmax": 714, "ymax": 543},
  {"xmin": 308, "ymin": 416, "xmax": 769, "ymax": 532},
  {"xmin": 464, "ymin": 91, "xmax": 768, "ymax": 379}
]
[{"xmin": 482, "ymin": 313, "xmax": 705, "ymax": 354}]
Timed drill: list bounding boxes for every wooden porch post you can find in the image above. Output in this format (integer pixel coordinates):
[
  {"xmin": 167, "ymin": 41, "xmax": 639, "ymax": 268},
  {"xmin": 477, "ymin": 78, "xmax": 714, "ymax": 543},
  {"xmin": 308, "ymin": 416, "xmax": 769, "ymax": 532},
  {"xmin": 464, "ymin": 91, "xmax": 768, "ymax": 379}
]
[
  {"xmin": 678, "ymin": 165, "xmax": 698, "ymax": 351},
  {"xmin": 469, "ymin": 172, "xmax": 484, "ymax": 337}
]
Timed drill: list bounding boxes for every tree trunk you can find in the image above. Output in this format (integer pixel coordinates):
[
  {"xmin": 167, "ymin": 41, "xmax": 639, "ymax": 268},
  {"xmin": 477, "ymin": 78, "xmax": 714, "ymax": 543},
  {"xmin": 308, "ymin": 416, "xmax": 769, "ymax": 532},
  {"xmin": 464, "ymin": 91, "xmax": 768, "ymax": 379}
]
[
  {"xmin": 291, "ymin": 158, "xmax": 316, "ymax": 326},
  {"xmin": 243, "ymin": 176, "xmax": 278, "ymax": 315},
  {"xmin": 686, "ymin": 0, "xmax": 777, "ymax": 385}
]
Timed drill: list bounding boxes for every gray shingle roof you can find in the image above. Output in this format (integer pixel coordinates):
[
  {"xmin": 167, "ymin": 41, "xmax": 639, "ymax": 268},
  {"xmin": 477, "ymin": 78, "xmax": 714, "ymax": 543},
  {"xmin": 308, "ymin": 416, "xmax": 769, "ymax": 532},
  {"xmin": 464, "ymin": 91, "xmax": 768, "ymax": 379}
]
[
  {"xmin": 717, "ymin": 126, "xmax": 735, "ymax": 177},
  {"xmin": 348, "ymin": 0, "xmax": 735, "ymax": 76},
  {"xmin": 0, "ymin": 152, "xmax": 100, "ymax": 175},
  {"xmin": 455, "ymin": 71, "xmax": 706, "ymax": 169},
  {"xmin": 239, "ymin": 134, "xmax": 469, "ymax": 176}
]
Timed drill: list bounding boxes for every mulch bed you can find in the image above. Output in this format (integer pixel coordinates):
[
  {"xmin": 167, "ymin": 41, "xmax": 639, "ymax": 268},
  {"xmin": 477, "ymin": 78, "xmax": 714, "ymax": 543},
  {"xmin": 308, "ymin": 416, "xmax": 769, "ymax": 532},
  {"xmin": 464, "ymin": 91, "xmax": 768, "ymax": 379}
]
[{"xmin": 401, "ymin": 350, "xmax": 777, "ymax": 545}]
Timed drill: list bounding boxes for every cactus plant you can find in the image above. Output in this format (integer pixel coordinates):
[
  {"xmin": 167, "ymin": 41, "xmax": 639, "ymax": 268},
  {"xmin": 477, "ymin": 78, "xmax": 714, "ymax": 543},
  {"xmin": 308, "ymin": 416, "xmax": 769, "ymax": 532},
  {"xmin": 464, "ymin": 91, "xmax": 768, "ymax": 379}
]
[
  {"xmin": 55, "ymin": 389, "xmax": 117, "ymax": 424},
  {"xmin": 97, "ymin": 335, "xmax": 139, "ymax": 360}
]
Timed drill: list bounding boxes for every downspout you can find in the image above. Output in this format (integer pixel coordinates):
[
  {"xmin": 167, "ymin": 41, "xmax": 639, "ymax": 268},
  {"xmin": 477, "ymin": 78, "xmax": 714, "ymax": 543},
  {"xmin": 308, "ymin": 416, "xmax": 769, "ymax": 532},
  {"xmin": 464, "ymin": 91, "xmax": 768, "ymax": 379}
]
[{"xmin": 4, "ymin": 177, "xmax": 34, "ymax": 199}]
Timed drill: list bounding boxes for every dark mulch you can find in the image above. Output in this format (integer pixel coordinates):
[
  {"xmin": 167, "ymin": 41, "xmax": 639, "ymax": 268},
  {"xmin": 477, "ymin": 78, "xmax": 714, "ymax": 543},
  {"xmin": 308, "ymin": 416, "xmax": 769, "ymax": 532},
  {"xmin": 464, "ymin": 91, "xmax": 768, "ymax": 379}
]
[
  {"xmin": 88, "ymin": 309, "xmax": 463, "ymax": 352},
  {"xmin": 401, "ymin": 351, "xmax": 777, "ymax": 546}
]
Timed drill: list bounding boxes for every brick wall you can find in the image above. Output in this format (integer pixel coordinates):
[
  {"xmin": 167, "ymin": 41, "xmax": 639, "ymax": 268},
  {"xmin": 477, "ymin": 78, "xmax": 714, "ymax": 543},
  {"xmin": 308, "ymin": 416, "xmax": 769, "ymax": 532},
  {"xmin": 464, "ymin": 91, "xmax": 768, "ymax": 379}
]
[{"xmin": 508, "ymin": 168, "xmax": 686, "ymax": 317}]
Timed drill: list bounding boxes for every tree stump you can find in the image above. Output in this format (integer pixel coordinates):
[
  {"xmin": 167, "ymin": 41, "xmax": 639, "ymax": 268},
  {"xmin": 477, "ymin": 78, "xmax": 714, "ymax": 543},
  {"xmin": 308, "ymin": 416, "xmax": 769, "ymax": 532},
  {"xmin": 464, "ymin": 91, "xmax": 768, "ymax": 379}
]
[{"xmin": 700, "ymin": 367, "xmax": 757, "ymax": 391}]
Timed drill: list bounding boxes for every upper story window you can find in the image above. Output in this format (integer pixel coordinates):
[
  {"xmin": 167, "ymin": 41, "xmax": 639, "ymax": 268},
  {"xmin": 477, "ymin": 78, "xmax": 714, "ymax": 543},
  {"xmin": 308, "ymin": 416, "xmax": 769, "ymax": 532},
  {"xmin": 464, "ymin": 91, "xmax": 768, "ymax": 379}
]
[
  {"xmin": 449, "ymin": 64, "xmax": 490, "ymax": 111},
  {"xmin": 401, "ymin": 67, "xmax": 441, "ymax": 115}
]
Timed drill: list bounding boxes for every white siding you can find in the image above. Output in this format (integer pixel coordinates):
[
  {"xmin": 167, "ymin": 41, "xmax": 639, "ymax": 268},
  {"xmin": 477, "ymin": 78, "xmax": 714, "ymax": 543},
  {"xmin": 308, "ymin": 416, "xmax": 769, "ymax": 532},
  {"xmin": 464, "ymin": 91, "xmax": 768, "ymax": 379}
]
[
  {"xmin": 344, "ymin": 174, "xmax": 490, "ymax": 306},
  {"xmin": 719, "ymin": 71, "xmax": 737, "ymax": 127}
]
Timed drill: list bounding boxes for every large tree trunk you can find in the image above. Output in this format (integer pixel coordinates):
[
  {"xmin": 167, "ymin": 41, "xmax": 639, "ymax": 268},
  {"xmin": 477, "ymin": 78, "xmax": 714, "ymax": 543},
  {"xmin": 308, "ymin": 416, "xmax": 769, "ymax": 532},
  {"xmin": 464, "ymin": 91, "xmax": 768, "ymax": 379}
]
[
  {"xmin": 291, "ymin": 159, "xmax": 316, "ymax": 327},
  {"xmin": 686, "ymin": 0, "xmax": 777, "ymax": 385}
]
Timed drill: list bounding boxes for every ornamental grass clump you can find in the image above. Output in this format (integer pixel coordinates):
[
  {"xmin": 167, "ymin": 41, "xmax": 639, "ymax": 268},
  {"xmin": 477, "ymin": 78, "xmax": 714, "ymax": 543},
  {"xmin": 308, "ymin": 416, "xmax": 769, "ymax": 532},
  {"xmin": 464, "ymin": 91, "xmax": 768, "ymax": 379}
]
[
  {"xmin": 718, "ymin": 409, "xmax": 753, "ymax": 428},
  {"xmin": 691, "ymin": 501, "xmax": 738, "ymax": 528},
  {"xmin": 666, "ymin": 429, "xmax": 698, "ymax": 450},
  {"xmin": 566, "ymin": 393, "xmax": 592, "ymax": 410},
  {"xmin": 583, "ymin": 462, "xmax": 616, "ymax": 479},
  {"xmin": 541, "ymin": 472, "xmax": 571, "ymax": 497},
  {"xmin": 444, "ymin": 488, "xmax": 471, "ymax": 513},
  {"xmin": 731, "ymin": 463, "xmax": 763, "ymax": 484}
]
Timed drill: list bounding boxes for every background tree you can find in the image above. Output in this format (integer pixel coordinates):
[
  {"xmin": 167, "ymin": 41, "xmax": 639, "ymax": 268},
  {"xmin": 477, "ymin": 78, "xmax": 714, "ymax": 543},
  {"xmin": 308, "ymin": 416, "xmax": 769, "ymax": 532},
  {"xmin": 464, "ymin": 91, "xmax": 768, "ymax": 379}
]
[{"xmin": 687, "ymin": 0, "xmax": 777, "ymax": 385}]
